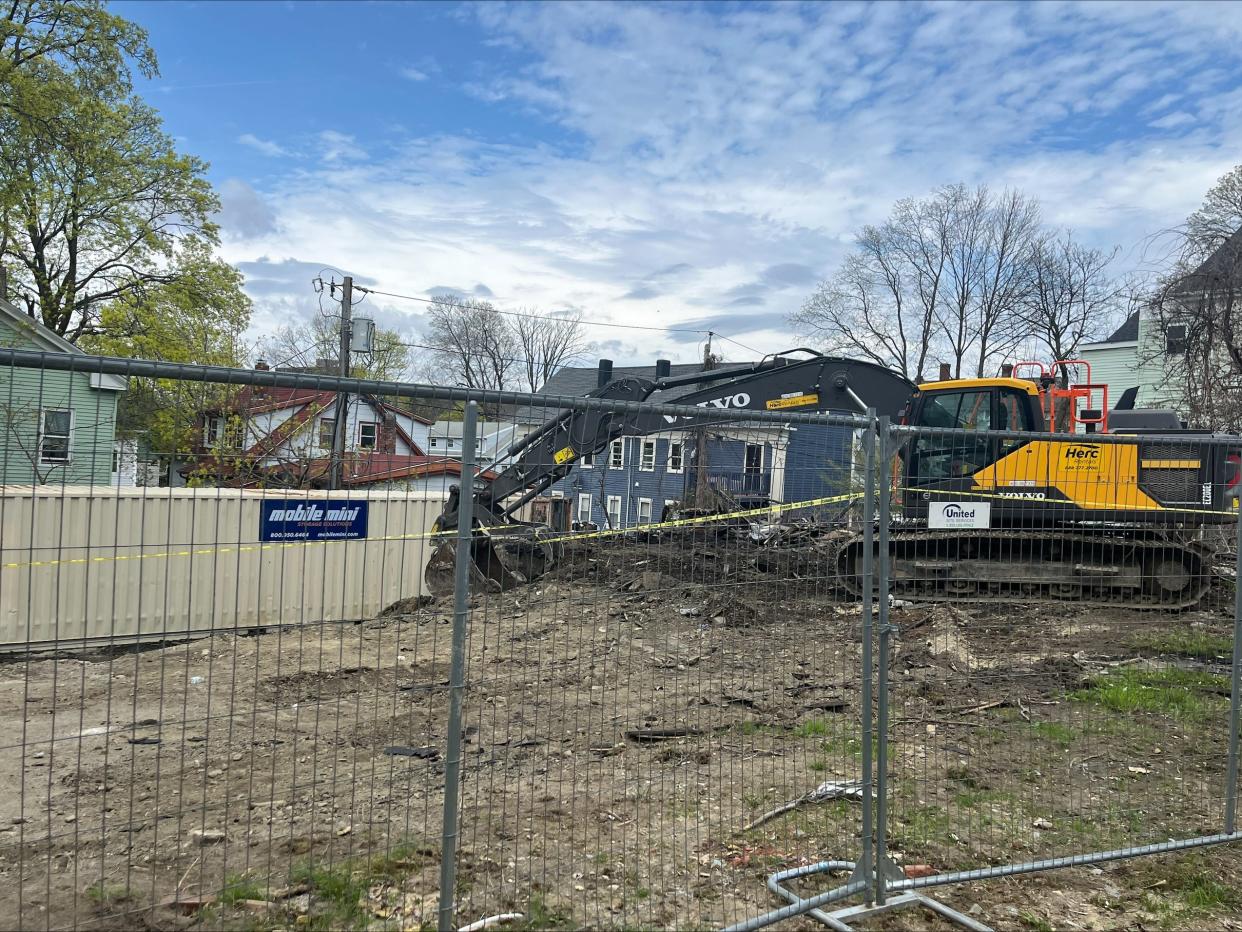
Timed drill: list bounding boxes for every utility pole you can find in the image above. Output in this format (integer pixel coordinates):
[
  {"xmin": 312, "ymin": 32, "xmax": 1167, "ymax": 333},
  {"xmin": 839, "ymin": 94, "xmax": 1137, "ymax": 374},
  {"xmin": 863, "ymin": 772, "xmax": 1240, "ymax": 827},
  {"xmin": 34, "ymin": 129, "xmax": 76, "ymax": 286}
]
[
  {"xmin": 329, "ymin": 276, "xmax": 353, "ymax": 489},
  {"xmin": 694, "ymin": 331, "xmax": 715, "ymax": 508}
]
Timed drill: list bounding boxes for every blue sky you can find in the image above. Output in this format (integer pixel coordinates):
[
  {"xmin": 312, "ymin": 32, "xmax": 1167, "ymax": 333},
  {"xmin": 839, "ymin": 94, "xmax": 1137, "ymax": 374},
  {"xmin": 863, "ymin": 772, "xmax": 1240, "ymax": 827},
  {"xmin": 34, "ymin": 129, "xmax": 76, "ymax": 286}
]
[{"xmin": 117, "ymin": 0, "xmax": 1242, "ymax": 365}]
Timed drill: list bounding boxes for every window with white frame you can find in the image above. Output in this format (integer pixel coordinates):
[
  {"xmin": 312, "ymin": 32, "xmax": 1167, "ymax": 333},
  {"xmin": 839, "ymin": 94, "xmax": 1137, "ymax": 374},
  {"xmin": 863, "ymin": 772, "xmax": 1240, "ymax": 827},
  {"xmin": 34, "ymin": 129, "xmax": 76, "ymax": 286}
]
[
  {"xmin": 606, "ymin": 494, "xmax": 622, "ymax": 528},
  {"xmin": 318, "ymin": 417, "xmax": 336, "ymax": 448},
  {"xmin": 358, "ymin": 422, "xmax": 378, "ymax": 450},
  {"xmin": 667, "ymin": 440, "xmax": 684, "ymax": 473},
  {"xmin": 577, "ymin": 493, "xmax": 593, "ymax": 523},
  {"xmin": 39, "ymin": 409, "xmax": 72, "ymax": 464},
  {"xmin": 637, "ymin": 497, "xmax": 653, "ymax": 524},
  {"xmin": 608, "ymin": 438, "xmax": 625, "ymax": 469},
  {"xmin": 580, "ymin": 450, "xmax": 594, "ymax": 467},
  {"xmin": 203, "ymin": 415, "xmax": 225, "ymax": 446},
  {"xmin": 639, "ymin": 439, "xmax": 656, "ymax": 471},
  {"xmin": 429, "ymin": 437, "xmax": 439, "ymax": 448}
]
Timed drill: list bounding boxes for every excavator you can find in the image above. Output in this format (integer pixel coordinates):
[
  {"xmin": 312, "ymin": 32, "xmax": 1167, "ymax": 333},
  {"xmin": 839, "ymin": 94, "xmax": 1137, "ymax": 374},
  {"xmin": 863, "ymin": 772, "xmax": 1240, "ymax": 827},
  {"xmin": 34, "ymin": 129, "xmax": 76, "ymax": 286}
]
[{"xmin": 424, "ymin": 349, "xmax": 1238, "ymax": 608}]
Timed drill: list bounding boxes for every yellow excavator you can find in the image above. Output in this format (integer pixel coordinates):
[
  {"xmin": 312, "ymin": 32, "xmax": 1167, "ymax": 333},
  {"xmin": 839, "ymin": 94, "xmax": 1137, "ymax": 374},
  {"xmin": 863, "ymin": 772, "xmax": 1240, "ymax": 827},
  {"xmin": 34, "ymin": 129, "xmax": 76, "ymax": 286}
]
[{"xmin": 425, "ymin": 350, "xmax": 1238, "ymax": 607}]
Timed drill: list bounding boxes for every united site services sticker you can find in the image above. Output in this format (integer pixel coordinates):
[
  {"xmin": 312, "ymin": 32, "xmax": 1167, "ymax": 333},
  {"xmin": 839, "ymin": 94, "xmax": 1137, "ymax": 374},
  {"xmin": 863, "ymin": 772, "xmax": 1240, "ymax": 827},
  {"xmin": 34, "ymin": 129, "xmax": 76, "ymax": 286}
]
[{"xmin": 928, "ymin": 501, "xmax": 991, "ymax": 529}]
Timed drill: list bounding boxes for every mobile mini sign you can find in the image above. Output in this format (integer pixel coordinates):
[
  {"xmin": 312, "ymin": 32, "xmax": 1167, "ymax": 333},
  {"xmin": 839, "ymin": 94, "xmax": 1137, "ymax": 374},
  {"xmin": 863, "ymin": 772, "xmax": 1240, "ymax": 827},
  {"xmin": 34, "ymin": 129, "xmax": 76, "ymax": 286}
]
[
  {"xmin": 928, "ymin": 501, "xmax": 991, "ymax": 530},
  {"xmin": 259, "ymin": 500, "xmax": 369, "ymax": 542}
]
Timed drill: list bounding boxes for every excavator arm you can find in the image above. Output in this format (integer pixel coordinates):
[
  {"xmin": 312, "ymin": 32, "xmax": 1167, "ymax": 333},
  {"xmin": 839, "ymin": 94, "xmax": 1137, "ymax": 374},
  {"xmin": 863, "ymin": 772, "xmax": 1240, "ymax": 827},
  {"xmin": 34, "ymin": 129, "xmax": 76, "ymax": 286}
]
[
  {"xmin": 437, "ymin": 351, "xmax": 914, "ymax": 530},
  {"xmin": 425, "ymin": 351, "xmax": 914, "ymax": 594}
]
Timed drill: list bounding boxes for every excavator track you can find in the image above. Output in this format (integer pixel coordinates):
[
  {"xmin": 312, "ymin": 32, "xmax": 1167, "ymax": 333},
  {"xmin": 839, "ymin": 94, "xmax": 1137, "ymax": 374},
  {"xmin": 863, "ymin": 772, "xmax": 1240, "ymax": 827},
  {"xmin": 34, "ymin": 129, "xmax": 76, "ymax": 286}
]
[{"xmin": 835, "ymin": 528, "xmax": 1215, "ymax": 610}]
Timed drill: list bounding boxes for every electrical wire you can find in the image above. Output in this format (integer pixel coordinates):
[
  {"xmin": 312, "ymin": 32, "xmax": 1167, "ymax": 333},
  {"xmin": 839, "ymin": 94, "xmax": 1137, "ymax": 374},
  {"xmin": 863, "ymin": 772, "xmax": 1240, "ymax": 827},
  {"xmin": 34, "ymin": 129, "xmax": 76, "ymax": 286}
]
[{"xmin": 355, "ymin": 285, "xmax": 741, "ymax": 338}]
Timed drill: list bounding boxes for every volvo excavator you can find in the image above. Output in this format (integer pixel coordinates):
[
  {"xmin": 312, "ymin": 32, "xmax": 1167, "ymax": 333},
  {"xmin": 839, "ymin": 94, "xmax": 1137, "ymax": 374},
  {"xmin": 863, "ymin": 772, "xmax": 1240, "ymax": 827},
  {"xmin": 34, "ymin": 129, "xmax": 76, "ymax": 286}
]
[{"xmin": 424, "ymin": 349, "xmax": 1238, "ymax": 608}]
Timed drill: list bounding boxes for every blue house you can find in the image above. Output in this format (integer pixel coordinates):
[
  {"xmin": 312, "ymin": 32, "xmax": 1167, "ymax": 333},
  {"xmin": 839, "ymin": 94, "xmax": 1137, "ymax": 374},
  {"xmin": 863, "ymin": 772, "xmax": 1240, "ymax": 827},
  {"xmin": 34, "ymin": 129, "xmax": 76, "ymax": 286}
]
[{"xmin": 525, "ymin": 362, "xmax": 856, "ymax": 530}]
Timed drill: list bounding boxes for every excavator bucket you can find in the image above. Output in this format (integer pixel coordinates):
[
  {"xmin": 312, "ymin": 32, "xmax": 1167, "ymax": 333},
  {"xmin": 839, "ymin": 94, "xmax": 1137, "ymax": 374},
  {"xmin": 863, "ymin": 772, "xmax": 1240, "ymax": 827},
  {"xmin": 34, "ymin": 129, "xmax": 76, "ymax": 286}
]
[{"xmin": 424, "ymin": 529, "xmax": 560, "ymax": 598}]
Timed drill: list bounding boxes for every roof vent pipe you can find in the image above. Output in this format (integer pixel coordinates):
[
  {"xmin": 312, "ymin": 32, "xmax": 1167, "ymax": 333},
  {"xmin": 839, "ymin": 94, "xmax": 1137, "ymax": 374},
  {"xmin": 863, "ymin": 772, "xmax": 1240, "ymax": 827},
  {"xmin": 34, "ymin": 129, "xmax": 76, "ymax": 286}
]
[{"xmin": 597, "ymin": 359, "xmax": 614, "ymax": 388}]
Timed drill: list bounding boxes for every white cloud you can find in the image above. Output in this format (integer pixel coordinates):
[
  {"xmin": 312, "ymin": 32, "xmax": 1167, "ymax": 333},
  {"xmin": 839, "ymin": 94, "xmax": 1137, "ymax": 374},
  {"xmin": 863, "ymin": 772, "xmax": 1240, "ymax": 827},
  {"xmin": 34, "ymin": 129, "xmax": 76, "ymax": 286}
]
[
  {"xmin": 400, "ymin": 65, "xmax": 429, "ymax": 82},
  {"xmin": 218, "ymin": 2, "xmax": 1242, "ymax": 365},
  {"xmin": 318, "ymin": 130, "xmax": 367, "ymax": 163},
  {"xmin": 237, "ymin": 133, "xmax": 289, "ymax": 158}
]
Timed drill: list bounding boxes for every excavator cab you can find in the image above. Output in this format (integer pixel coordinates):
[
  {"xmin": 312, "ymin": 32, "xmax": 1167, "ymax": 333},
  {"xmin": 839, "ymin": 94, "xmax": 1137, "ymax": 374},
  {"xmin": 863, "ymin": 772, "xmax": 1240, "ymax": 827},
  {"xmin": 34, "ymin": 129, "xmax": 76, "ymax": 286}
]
[
  {"xmin": 899, "ymin": 372, "xmax": 1234, "ymax": 528},
  {"xmin": 902, "ymin": 377, "xmax": 1043, "ymax": 487}
]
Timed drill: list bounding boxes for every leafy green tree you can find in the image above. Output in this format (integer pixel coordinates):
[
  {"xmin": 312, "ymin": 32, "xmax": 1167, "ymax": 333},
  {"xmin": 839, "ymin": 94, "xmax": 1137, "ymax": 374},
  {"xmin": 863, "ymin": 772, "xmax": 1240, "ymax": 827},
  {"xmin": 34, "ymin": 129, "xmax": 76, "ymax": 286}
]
[
  {"xmin": 1, "ymin": 1, "xmax": 219, "ymax": 341},
  {"xmin": 81, "ymin": 244, "xmax": 252, "ymax": 458}
]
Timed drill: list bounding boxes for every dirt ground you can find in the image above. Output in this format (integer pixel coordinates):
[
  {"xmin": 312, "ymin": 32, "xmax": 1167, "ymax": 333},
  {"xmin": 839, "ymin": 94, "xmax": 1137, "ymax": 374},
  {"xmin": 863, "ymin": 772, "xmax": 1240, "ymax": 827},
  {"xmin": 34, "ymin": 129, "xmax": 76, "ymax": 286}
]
[{"xmin": 0, "ymin": 536, "xmax": 1239, "ymax": 931}]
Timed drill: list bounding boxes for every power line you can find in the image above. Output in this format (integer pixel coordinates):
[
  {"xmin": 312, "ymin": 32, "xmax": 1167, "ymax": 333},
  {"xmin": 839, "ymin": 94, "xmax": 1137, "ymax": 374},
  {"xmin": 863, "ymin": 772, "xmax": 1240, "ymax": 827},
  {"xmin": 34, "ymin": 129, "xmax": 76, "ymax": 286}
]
[{"xmin": 354, "ymin": 284, "xmax": 748, "ymax": 341}]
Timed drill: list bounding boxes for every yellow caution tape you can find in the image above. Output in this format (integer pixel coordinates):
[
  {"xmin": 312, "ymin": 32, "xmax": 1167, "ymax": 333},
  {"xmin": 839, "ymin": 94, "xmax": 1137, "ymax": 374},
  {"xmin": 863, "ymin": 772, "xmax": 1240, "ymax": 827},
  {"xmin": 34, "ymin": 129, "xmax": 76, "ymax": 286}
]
[{"xmin": 4, "ymin": 479, "xmax": 1234, "ymax": 574}]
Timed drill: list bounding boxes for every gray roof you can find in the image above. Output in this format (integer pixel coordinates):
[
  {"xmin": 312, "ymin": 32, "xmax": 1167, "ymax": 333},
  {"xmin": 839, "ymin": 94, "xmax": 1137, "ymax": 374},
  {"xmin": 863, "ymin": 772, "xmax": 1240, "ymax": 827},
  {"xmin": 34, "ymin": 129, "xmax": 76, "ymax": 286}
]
[
  {"xmin": 514, "ymin": 361, "xmax": 757, "ymax": 424},
  {"xmin": 1101, "ymin": 312, "xmax": 1139, "ymax": 344},
  {"xmin": 1171, "ymin": 226, "xmax": 1242, "ymax": 296}
]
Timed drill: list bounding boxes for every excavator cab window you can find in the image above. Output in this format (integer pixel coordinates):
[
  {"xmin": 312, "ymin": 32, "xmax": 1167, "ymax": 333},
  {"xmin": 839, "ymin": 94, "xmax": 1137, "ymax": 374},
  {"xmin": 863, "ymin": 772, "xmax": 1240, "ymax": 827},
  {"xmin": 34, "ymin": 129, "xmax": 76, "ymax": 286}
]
[
  {"xmin": 908, "ymin": 386, "xmax": 1038, "ymax": 484},
  {"xmin": 909, "ymin": 389, "xmax": 993, "ymax": 481}
]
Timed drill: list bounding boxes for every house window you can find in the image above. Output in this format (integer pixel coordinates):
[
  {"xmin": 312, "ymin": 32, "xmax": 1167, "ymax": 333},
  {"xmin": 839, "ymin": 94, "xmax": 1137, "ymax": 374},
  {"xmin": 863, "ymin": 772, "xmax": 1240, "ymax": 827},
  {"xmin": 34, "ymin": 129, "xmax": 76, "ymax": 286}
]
[
  {"xmin": 318, "ymin": 418, "xmax": 336, "ymax": 448},
  {"xmin": 637, "ymin": 498, "xmax": 653, "ymax": 524},
  {"xmin": 39, "ymin": 409, "xmax": 72, "ymax": 465},
  {"xmin": 639, "ymin": 439, "xmax": 656, "ymax": 471},
  {"xmin": 204, "ymin": 415, "xmax": 225, "ymax": 446},
  {"xmin": 358, "ymin": 422, "xmax": 378, "ymax": 450},
  {"xmin": 112, "ymin": 446, "xmax": 120, "ymax": 474},
  {"xmin": 668, "ymin": 440, "xmax": 684, "ymax": 473},
  {"xmin": 430, "ymin": 437, "xmax": 439, "ymax": 448},
  {"xmin": 606, "ymin": 494, "xmax": 622, "ymax": 529},
  {"xmin": 608, "ymin": 439, "xmax": 625, "ymax": 469},
  {"xmin": 577, "ymin": 494, "xmax": 593, "ymax": 523},
  {"xmin": 581, "ymin": 450, "xmax": 594, "ymax": 467},
  {"xmin": 745, "ymin": 443, "xmax": 764, "ymax": 475}
]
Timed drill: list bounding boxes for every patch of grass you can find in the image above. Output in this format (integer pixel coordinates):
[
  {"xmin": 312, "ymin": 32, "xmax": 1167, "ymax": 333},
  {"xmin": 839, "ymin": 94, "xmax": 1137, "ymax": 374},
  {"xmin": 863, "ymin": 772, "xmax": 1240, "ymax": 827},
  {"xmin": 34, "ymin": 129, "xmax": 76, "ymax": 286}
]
[
  {"xmin": 1071, "ymin": 667, "xmax": 1229, "ymax": 722},
  {"xmin": 808, "ymin": 759, "xmax": 828, "ymax": 772},
  {"xmin": 84, "ymin": 881, "xmax": 131, "ymax": 908},
  {"xmin": 793, "ymin": 718, "xmax": 832, "ymax": 738},
  {"xmin": 518, "ymin": 892, "xmax": 572, "ymax": 930},
  {"xmin": 218, "ymin": 873, "xmax": 264, "ymax": 906},
  {"xmin": 1018, "ymin": 910, "xmax": 1055, "ymax": 932},
  {"xmin": 1030, "ymin": 721, "xmax": 1075, "ymax": 746},
  {"xmin": 288, "ymin": 862, "xmax": 368, "ymax": 925},
  {"xmin": 952, "ymin": 788, "xmax": 1012, "ymax": 810},
  {"xmin": 1133, "ymin": 628, "xmax": 1232, "ymax": 660},
  {"xmin": 1180, "ymin": 874, "xmax": 1239, "ymax": 910}
]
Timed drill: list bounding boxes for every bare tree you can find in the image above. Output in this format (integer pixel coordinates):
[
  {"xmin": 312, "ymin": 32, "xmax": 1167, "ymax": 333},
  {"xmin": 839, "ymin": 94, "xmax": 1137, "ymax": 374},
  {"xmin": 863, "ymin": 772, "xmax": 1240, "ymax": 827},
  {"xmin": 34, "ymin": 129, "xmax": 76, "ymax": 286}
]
[
  {"xmin": 974, "ymin": 188, "xmax": 1042, "ymax": 375},
  {"xmin": 792, "ymin": 217, "xmax": 943, "ymax": 382},
  {"xmin": 1022, "ymin": 232, "xmax": 1121, "ymax": 376},
  {"xmin": 512, "ymin": 310, "xmax": 590, "ymax": 392},
  {"xmin": 424, "ymin": 296, "xmax": 518, "ymax": 391},
  {"xmin": 258, "ymin": 315, "xmax": 412, "ymax": 381},
  {"xmin": 794, "ymin": 183, "xmax": 1043, "ymax": 382}
]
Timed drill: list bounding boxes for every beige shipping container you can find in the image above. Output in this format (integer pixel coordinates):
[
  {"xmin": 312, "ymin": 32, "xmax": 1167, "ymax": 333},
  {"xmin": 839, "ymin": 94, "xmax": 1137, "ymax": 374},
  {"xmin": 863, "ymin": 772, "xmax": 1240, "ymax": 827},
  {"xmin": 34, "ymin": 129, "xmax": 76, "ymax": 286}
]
[{"xmin": 0, "ymin": 486, "xmax": 445, "ymax": 650}]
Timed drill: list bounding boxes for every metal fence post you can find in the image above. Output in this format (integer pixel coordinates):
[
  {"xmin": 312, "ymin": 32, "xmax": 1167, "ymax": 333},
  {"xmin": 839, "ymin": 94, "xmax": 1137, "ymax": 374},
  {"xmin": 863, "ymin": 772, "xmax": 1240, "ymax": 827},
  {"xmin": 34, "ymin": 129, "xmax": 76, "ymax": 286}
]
[
  {"xmin": 858, "ymin": 410, "xmax": 877, "ymax": 900},
  {"xmin": 438, "ymin": 400, "xmax": 478, "ymax": 932},
  {"xmin": 1225, "ymin": 499, "xmax": 1242, "ymax": 834},
  {"xmin": 873, "ymin": 417, "xmax": 893, "ymax": 906}
]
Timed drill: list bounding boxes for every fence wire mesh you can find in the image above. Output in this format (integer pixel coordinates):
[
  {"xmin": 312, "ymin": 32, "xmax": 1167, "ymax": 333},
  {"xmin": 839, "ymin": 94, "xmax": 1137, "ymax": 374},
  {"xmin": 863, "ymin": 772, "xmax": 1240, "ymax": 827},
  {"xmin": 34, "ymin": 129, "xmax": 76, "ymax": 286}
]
[{"xmin": 0, "ymin": 349, "xmax": 1239, "ymax": 931}]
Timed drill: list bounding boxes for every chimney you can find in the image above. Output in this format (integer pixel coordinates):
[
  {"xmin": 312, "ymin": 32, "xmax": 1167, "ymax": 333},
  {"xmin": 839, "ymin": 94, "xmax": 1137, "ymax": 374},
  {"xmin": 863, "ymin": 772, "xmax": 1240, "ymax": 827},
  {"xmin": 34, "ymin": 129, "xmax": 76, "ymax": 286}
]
[
  {"xmin": 655, "ymin": 358, "xmax": 671, "ymax": 379},
  {"xmin": 938, "ymin": 363, "xmax": 952, "ymax": 382},
  {"xmin": 1000, "ymin": 363, "xmax": 1013, "ymax": 378},
  {"xmin": 255, "ymin": 359, "xmax": 270, "ymax": 371},
  {"xmin": 597, "ymin": 359, "xmax": 614, "ymax": 388}
]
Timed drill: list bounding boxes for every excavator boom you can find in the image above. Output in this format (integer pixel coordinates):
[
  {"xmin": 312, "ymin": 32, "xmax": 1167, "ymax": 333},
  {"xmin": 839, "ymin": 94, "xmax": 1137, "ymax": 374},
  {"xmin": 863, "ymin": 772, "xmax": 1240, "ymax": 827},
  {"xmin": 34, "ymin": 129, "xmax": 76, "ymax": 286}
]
[{"xmin": 426, "ymin": 351, "xmax": 914, "ymax": 594}]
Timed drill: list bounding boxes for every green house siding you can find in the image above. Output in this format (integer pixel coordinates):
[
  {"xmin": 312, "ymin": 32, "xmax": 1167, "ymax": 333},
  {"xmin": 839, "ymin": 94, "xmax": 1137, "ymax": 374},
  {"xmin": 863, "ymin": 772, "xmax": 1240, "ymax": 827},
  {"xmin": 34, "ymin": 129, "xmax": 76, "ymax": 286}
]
[{"xmin": 0, "ymin": 316, "xmax": 120, "ymax": 485}]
